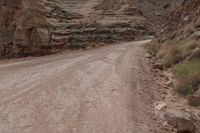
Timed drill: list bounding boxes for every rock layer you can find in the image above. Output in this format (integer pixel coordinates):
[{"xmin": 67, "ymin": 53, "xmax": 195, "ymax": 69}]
[
  {"xmin": 0, "ymin": 0, "xmax": 51, "ymax": 57},
  {"xmin": 0, "ymin": 0, "xmax": 182, "ymax": 58},
  {"xmin": 0, "ymin": 0, "xmax": 150, "ymax": 57}
]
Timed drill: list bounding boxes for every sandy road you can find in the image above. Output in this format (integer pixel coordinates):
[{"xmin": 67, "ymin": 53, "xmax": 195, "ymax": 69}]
[{"xmin": 0, "ymin": 40, "xmax": 166, "ymax": 133}]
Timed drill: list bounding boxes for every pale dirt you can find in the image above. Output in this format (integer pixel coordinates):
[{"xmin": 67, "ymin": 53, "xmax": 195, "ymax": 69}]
[{"xmin": 0, "ymin": 40, "xmax": 168, "ymax": 133}]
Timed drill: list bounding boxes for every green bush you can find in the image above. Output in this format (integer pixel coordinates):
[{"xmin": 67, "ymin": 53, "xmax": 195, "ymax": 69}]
[{"xmin": 172, "ymin": 60, "xmax": 200, "ymax": 95}]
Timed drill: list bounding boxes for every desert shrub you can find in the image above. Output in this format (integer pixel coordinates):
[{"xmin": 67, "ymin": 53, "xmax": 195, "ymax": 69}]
[
  {"xmin": 161, "ymin": 44, "xmax": 182, "ymax": 67},
  {"xmin": 172, "ymin": 60, "xmax": 200, "ymax": 95}
]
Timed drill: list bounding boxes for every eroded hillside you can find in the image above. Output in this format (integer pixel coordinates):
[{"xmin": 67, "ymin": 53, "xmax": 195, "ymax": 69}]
[
  {"xmin": 0, "ymin": 0, "xmax": 182, "ymax": 58},
  {"xmin": 150, "ymin": 0, "xmax": 200, "ymax": 94},
  {"xmin": 149, "ymin": 1, "xmax": 200, "ymax": 132}
]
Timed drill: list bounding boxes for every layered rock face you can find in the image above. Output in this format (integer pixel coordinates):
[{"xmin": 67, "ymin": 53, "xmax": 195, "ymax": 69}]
[
  {"xmin": 0, "ymin": 0, "xmax": 51, "ymax": 57},
  {"xmin": 47, "ymin": 0, "xmax": 152, "ymax": 49},
  {"xmin": 0, "ymin": 0, "xmax": 182, "ymax": 58},
  {"xmin": 0, "ymin": 0, "xmax": 153, "ymax": 57}
]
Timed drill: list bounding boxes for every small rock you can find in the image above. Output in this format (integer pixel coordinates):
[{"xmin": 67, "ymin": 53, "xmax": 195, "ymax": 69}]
[
  {"xmin": 164, "ymin": 109, "xmax": 195, "ymax": 133},
  {"xmin": 155, "ymin": 102, "xmax": 167, "ymax": 111},
  {"xmin": 152, "ymin": 63, "xmax": 164, "ymax": 70},
  {"xmin": 72, "ymin": 127, "xmax": 78, "ymax": 133},
  {"xmin": 155, "ymin": 12, "xmax": 161, "ymax": 16},
  {"xmin": 145, "ymin": 53, "xmax": 151, "ymax": 58},
  {"xmin": 171, "ymin": 98, "xmax": 176, "ymax": 102},
  {"xmin": 85, "ymin": 46, "xmax": 92, "ymax": 50},
  {"xmin": 165, "ymin": 80, "xmax": 172, "ymax": 85},
  {"xmin": 183, "ymin": 16, "xmax": 189, "ymax": 21}
]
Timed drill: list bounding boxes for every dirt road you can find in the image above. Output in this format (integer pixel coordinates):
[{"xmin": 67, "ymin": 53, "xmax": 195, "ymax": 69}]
[{"xmin": 0, "ymin": 41, "xmax": 166, "ymax": 133}]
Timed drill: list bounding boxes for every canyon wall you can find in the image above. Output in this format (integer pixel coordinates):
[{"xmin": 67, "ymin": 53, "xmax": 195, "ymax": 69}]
[
  {"xmin": 0, "ymin": 0, "xmax": 182, "ymax": 58},
  {"xmin": 0, "ymin": 0, "xmax": 50, "ymax": 57}
]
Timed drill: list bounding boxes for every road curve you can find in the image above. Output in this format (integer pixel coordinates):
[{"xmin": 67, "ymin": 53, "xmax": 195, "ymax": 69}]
[{"xmin": 0, "ymin": 40, "xmax": 166, "ymax": 133}]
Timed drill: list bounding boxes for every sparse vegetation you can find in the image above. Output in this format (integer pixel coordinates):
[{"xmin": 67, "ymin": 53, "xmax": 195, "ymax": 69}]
[
  {"xmin": 172, "ymin": 60, "xmax": 200, "ymax": 95},
  {"xmin": 149, "ymin": 41, "xmax": 183, "ymax": 67},
  {"xmin": 148, "ymin": 40, "xmax": 160, "ymax": 56},
  {"xmin": 149, "ymin": 37, "xmax": 200, "ymax": 96},
  {"xmin": 159, "ymin": 44, "xmax": 182, "ymax": 67}
]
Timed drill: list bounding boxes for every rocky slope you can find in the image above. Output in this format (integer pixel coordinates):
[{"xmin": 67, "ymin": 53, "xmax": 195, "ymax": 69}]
[
  {"xmin": 150, "ymin": 0, "xmax": 200, "ymax": 63},
  {"xmin": 150, "ymin": 0, "xmax": 200, "ymax": 90},
  {"xmin": 149, "ymin": 0, "xmax": 200, "ymax": 132},
  {"xmin": 0, "ymin": 0, "xmax": 182, "ymax": 58}
]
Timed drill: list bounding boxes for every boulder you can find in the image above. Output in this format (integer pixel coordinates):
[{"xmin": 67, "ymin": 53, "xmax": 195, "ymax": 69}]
[{"xmin": 164, "ymin": 109, "xmax": 195, "ymax": 133}]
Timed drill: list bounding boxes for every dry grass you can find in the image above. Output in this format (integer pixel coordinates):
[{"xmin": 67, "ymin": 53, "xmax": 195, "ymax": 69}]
[
  {"xmin": 148, "ymin": 39, "xmax": 183, "ymax": 67},
  {"xmin": 149, "ymin": 37, "xmax": 199, "ymax": 68},
  {"xmin": 160, "ymin": 44, "xmax": 182, "ymax": 67},
  {"xmin": 172, "ymin": 60, "xmax": 200, "ymax": 95},
  {"xmin": 149, "ymin": 30, "xmax": 200, "ymax": 96}
]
